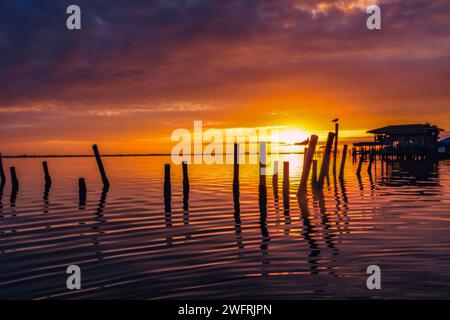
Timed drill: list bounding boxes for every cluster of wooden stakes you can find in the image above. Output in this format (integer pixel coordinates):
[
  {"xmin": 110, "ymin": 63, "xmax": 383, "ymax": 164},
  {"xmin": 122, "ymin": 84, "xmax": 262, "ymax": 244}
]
[
  {"xmin": 0, "ymin": 130, "xmax": 376, "ymax": 210},
  {"xmin": 0, "ymin": 145, "xmax": 109, "ymax": 207},
  {"xmin": 163, "ymin": 130, "xmax": 376, "ymax": 215}
]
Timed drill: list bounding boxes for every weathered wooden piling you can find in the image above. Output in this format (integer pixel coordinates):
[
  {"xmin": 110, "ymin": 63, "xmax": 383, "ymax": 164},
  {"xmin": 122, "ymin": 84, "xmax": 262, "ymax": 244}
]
[
  {"xmin": 182, "ymin": 161, "xmax": 189, "ymax": 210},
  {"xmin": 164, "ymin": 164, "xmax": 171, "ymax": 213},
  {"xmin": 303, "ymin": 147, "xmax": 308, "ymax": 167},
  {"xmin": 339, "ymin": 144, "xmax": 348, "ymax": 179},
  {"xmin": 282, "ymin": 161, "xmax": 290, "ymax": 210},
  {"xmin": 298, "ymin": 135, "xmax": 319, "ymax": 196},
  {"xmin": 312, "ymin": 159, "xmax": 318, "ymax": 187},
  {"xmin": 42, "ymin": 161, "xmax": 52, "ymax": 187},
  {"xmin": 92, "ymin": 144, "xmax": 110, "ymax": 189},
  {"xmin": 334, "ymin": 122, "xmax": 339, "ymax": 165},
  {"xmin": 0, "ymin": 153, "xmax": 5, "ymax": 184},
  {"xmin": 259, "ymin": 142, "xmax": 267, "ymax": 178},
  {"xmin": 10, "ymin": 167, "xmax": 19, "ymax": 191},
  {"xmin": 317, "ymin": 132, "xmax": 335, "ymax": 188},
  {"xmin": 233, "ymin": 143, "xmax": 240, "ymax": 203},
  {"xmin": 367, "ymin": 148, "xmax": 375, "ymax": 173},
  {"xmin": 259, "ymin": 142, "xmax": 267, "ymax": 217},
  {"xmin": 272, "ymin": 160, "xmax": 279, "ymax": 199},
  {"xmin": 78, "ymin": 178, "xmax": 87, "ymax": 208}
]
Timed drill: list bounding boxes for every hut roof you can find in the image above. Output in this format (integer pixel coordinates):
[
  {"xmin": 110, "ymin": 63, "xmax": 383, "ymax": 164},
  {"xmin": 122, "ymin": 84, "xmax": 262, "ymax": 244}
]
[{"xmin": 367, "ymin": 124, "xmax": 443, "ymax": 135}]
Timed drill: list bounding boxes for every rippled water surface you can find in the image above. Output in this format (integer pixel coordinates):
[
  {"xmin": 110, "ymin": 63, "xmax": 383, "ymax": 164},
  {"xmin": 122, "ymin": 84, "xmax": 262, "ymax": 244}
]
[{"xmin": 1, "ymin": 155, "xmax": 450, "ymax": 299}]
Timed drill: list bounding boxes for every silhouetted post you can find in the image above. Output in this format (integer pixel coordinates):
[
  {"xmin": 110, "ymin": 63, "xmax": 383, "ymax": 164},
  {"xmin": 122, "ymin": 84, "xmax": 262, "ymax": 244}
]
[
  {"xmin": 233, "ymin": 143, "xmax": 240, "ymax": 204},
  {"xmin": 10, "ymin": 167, "xmax": 19, "ymax": 191},
  {"xmin": 356, "ymin": 151, "xmax": 364, "ymax": 176},
  {"xmin": 92, "ymin": 144, "xmax": 110, "ymax": 189},
  {"xmin": 259, "ymin": 142, "xmax": 267, "ymax": 217},
  {"xmin": 182, "ymin": 161, "xmax": 189, "ymax": 210},
  {"xmin": 312, "ymin": 159, "xmax": 318, "ymax": 188},
  {"xmin": 42, "ymin": 161, "xmax": 52, "ymax": 188},
  {"xmin": 303, "ymin": 147, "xmax": 308, "ymax": 167},
  {"xmin": 272, "ymin": 160, "xmax": 279, "ymax": 199},
  {"xmin": 367, "ymin": 148, "xmax": 375, "ymax": 173},
  {"xmin": 0, "ymin": 153, "xmax": 5, "ymax": 184},
  {"xmin": 339, "ymin": 144, "xmax": 348, "ymax": 179},
  {"xmin": 334, "ymin": 122, "xmax": 339, "ymax": 166},
  {"xmin": 298, "ymin": 135, "xmax": 319, "ymax": 196},
  {"xmin": 164, "ymin": 164, "xmax": 171, "ymax": 213},
  {"xmin": 317, "ymin": 132, "xmax": 335, "ymax": 188},
  {"xmin": 78, "ymin": 178, "xmax": 87, "ymax": 208},
  {"xmin": 282, "ymin": 161, "xmax": 290, "ymax": 210}
]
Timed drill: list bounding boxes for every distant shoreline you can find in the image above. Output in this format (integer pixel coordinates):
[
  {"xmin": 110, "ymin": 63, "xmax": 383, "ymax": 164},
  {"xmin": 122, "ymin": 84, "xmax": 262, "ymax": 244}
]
[
  {"xmin": 2, "ymin": 154, "xmax": 171, "ymax": 159},
  {"xmin": 2, "ymin": 152, "xmax": 308, "ymax": 159}
]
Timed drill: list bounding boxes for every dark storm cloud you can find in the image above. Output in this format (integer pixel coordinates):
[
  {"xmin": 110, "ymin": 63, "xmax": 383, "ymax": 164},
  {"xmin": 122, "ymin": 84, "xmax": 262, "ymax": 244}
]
[
  {"xmin": 0, "ymin": 0, "xmax": 448, "ymax": 109},
  {"xmin": 0, "ymin": 0, "xmax": 449, "ymax": 154}
]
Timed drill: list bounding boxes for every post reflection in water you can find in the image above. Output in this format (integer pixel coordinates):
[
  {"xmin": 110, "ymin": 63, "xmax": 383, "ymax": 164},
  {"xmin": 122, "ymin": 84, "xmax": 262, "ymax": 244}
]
[
  {"xmin": 92, "ymin": 187, "xmax": 108, "ymax": 261},
  {"xmin": 43, "ymin": 183, "xmax": 50, "ymax": 215},
  {"xmin": 338, "ymin": 175, "xmax": 350, "ymax": 234},
  {"xmin": 312, "ymin": 187, "xmax": 339, "ymax": 277},
  {"xmin": 164, "ymin": 206, "xmax": 173, "ymax": 247},
  {"xmin": 259, "ymin": 168, "xmax": 270, "ymax": 276},
  {"xmin": 10, "ymin": 185, "xmax": 18, "ymax": 208},
  {"xmin": 332, "ymin": 171, "xmax": 344, "ymax": 239},
  {"xmin": 298, "ymin": 194, "xmax": 320, "ymax": 275},
  {"xmin": 233, "ymin": 195, "xmax": 244, "ymax": 251}
]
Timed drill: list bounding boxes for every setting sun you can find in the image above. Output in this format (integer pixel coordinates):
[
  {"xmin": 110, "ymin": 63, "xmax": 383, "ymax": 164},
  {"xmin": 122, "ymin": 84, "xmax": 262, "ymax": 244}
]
[{"xmin": 277, "ymin": 128, "xmax": 309, "ymax": 145}]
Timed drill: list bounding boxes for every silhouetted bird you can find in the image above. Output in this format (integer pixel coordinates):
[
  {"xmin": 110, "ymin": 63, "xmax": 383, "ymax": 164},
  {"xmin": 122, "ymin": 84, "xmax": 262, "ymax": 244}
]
[{"xmin": 332, "ymin": 118, "xmax": 339, "ymax": 122}]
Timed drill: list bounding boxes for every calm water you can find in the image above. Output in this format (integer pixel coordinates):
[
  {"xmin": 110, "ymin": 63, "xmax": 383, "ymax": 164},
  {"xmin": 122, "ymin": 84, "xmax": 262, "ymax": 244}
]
[{"xmin": 1, "ymin": 155, "xmax": 450, "ymax": 299}]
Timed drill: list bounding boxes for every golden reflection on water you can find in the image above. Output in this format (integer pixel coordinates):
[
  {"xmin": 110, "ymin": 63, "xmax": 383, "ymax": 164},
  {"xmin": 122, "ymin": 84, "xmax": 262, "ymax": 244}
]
[{"xmin": 0, "ymin": 155, "xmax": 450, "ymax": 299}]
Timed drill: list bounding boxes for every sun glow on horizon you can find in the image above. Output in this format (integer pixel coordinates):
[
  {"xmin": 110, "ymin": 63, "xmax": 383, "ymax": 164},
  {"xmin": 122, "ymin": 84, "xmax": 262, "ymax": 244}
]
[{"xmin": 275, "ymin": 128, "xmax": 309, "ymax": 144}]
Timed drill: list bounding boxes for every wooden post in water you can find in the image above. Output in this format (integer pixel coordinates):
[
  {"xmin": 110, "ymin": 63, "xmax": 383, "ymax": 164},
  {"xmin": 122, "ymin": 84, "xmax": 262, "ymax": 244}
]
[
  {"xmin": 272, "ymin": 160, "xmax": 279, "ymax": 199},
  {"xmin": 92, "ymin": 144, "xmax": 110, "ymax": 189},
  {"xmin": 303, "ymin": 147, "xmax": 308, "ymax": 167},
  {"xmin": 42, "ymin": 161, "xmax": 52, "ymax": 188},
  {"xmin": 317, "ymin": 132, "xmax": 335, "ymax": 188},
  {"xmin": 10, "ymin": 167, "xmax": 19, "ymax": 191},
  {"xmin": 182, "ymin": 161, "xmax": 189, "ymax": 210},
  {"xmin": 339, "ymin": 144, "xmax": 348, "ymax": 179},
  {"xmin": 233, "ymin": 143, "xmax": 240, "ymax": 203},
  {"xmin": 367, "ymin": 148, "xmax": 375, "ymax": 173},
  {"xmin": 78, "ymin": 178, "xmax": 87, "ymax": 208},
  {"xmin": 259, "ymin": 142, "xmax": 267, "ymax": 216},
  {"xmin": 282, "ymin": 161, "xmax": 290, "ymax": 210},
  {"xmin": 0, "ymin": 153, "xmax": 5, "ymax": 184},
  {"xmin": 164, "ymin": 164, "xmax": 171, "ymax": 212},
  {"xmin": 298, "ymin": 135, "xmax": 319, "ymax": 196},
  {"xmin": 334, "ymin": 122, "xmax": 339, "ymax": 168},
  {"xmin": 356, "ymin": 151, "xmax": 364, "ymax": 176},
  {"xmin": 312, "ymin": 159, "xmax": 318, "ymax": 188},
  {"xmin": 259, "ymin": 142, "xmax": 267, "ymax": 178}
]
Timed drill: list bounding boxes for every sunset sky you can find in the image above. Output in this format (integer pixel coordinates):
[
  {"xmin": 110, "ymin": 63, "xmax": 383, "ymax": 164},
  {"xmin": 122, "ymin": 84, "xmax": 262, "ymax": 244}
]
[{"xmin": 0, "ymin": 0, "xmax": 449, "ymax": 155}]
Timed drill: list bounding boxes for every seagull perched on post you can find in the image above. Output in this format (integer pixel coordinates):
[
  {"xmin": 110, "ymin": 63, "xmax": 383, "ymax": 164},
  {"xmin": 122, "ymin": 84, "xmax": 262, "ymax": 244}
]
[{"xmin": 332, "ymin": 118, "xmax": 339, "ymax": 122}]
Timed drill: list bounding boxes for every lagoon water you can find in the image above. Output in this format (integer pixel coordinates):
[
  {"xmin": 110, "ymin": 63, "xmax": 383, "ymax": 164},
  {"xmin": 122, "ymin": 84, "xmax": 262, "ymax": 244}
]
[{"xmin": 1, "ymin": 155, "xmax": 450, "ymax": 299}]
